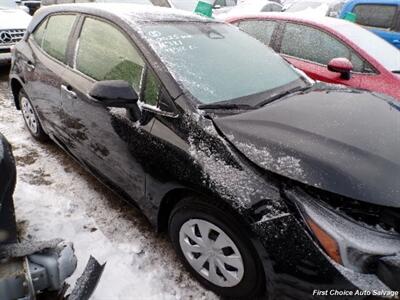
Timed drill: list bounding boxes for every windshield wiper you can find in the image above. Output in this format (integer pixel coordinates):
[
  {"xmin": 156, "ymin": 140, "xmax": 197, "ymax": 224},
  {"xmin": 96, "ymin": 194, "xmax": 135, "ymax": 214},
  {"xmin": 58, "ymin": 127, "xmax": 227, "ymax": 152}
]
[
  {"xmin": 198, "ymin": 103, "xmax": 253, "ymax": 110},
  {"xmin": 393, "ymin": 70, "xmax": 400, "ymax": 74},
  {"xmin": 256, "ymin": 85, "xmax": 311, "ymax": 108}
]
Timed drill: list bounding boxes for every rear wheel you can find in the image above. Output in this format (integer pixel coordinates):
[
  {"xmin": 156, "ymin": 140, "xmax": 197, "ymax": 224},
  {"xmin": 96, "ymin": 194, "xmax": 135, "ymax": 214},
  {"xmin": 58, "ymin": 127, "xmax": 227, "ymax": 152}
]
[
  {"xmin": 168, "ymin": 198, "xmax": 265, "ymax": 299},
  {"xmin": 19, "ymin": 90, "xmax": 48, "ymax": 142}
]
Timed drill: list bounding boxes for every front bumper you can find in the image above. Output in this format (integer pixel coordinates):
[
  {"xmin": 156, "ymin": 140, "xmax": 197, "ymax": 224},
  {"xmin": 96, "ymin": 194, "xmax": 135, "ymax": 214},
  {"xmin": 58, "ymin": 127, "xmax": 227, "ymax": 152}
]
[
  {"xmin": 376, "ymin": 255, "xmax": 400, "ymax": 294},
  {"xmin": 250, "ymin": 190, "xmax": 400, "ymax": 300}
]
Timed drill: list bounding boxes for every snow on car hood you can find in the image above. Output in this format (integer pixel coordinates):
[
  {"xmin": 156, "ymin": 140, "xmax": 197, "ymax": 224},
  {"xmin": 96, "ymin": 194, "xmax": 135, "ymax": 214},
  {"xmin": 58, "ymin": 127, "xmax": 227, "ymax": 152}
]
[
  {"xmin": 213, "ymin": 85, "xmax": 400, "ymax": 208},
  {"xmin": 0, "ymin": 9, "xmax": 32, "ymax": 30}
]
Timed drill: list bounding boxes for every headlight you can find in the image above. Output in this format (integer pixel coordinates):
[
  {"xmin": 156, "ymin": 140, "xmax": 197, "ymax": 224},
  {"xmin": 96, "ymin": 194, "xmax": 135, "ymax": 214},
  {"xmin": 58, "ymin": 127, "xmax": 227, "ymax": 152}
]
[{"xmin": 286, "ymin": 188, "xmax": 400, "ymax": 273}]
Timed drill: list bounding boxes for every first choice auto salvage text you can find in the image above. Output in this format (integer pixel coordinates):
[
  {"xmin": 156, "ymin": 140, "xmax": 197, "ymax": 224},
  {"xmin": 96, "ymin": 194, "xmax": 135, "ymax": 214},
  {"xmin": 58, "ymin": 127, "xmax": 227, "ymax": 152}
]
[{"xmin": 313, "ymin": 289, "xmax": 399, "ymax": 298}]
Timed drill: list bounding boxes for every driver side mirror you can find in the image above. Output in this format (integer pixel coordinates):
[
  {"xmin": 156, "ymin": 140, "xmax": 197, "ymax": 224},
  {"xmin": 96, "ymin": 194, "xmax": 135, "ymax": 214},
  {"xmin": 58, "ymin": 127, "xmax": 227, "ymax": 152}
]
[
  {"xmin": 327, "ymin": 58, "xmax": 353, "ymax": 80},
  {"xmin": 89, "ymin": 80, "xmax": 141, "ymax": 120}
]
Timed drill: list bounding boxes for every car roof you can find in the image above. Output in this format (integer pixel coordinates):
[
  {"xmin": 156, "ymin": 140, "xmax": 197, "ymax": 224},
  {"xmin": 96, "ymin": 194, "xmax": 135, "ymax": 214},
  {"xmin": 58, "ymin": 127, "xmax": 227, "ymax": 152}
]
[{"xmin": 29, "ymin": 3, "xmax": 217, "ymax": 32}]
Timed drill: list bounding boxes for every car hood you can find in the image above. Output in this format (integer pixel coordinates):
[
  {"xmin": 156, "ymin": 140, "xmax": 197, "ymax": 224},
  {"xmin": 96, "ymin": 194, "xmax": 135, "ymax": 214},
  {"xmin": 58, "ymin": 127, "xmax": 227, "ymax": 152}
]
[
  {"xmin": 0, "ymin": 9, "xmax": 31, "ymax": 30},
  {"xmin": 213, "ymin": 85, "xmax": 400, "ymax": 207}
]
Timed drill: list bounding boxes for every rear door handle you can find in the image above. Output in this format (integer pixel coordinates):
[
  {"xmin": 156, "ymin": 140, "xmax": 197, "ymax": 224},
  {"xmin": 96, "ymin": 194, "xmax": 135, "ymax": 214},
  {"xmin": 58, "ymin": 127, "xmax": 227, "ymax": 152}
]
[
  {"xmin": 393, "ymin": 39, "xmax": 400, "ymax": 44},
  {"xmin": 61, "ymin": 84, "xmax": 77, "ymax": 99}
]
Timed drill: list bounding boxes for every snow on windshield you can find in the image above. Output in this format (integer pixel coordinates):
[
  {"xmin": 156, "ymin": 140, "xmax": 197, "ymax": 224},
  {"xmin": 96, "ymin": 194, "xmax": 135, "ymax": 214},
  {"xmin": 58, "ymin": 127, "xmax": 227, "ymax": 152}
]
[{"xmin": 141, "ymin": 22, "xmax": 300, "ymax": 104}]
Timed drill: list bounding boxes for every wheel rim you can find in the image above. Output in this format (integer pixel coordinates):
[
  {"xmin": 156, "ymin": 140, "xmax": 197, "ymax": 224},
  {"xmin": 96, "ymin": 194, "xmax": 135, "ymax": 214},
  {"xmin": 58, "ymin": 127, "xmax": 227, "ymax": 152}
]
[
  {"xmin": 21, "ymin": 96, "xmax": 38, "ymax": 134},
  {"xmin": 179, "ymin": 219, "xmax": 244, "ymax": 287}
]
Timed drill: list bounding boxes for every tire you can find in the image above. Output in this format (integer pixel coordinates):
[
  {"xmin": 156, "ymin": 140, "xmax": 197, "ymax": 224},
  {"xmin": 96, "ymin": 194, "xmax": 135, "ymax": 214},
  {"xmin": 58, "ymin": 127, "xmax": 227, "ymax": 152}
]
[
  {"xmin": 19, "ymin": 89, "xmax": 48, "ymax": 142},
  {"xmin": 168, "ymin": 197, "xmax": 266, "ymax": 299}
]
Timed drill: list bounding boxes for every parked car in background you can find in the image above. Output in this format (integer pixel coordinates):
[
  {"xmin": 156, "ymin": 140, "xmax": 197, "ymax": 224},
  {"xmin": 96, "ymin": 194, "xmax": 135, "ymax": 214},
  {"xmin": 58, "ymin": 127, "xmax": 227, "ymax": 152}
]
[
  {"xmin": 214, "ymin": 0, "xmax": 282, "ymax": 18},
  {"xmin": 0, "ymin": 0, "xmax": 31, "ymax": 64},
  {"xmin": 339, "ymin": 0, "xmax": 400, "ymax": 49},
  {"xmin": 10, "ymin": 3, "xmax": 400, "ymax": 299},
  {"xmin": 284, "ymin": 0, "xmax": 400, "ymax": 49},
  {"xmin": 284, "ymin": 0, "xmax": 346, "ymax": 16},
  {"xmin": 16, "ymin": 0, "xmax": 41, "ymax": 15},
  {"xmin": 228, "ymin": 13, "xmax": 400, "ymax": 100}
]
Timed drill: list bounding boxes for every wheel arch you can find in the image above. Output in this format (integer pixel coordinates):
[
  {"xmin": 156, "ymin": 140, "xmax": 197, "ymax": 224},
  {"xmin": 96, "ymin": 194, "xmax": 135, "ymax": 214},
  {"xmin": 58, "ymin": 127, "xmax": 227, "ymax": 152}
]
[
  {"xmin": 156, "ymin": 187, "xmax": 255, "ymax": 233},
  {"xmin": 156, "ymin": 188, "xmax": 197, "ymax": 232}
]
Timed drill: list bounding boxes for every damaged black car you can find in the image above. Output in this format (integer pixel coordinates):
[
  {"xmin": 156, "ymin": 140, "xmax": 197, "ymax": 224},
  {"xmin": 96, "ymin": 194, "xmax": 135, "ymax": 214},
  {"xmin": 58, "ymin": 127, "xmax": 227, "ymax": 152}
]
[{"xmin": 9, "ymin": 4, "xmax": 400, "ymax": 299}]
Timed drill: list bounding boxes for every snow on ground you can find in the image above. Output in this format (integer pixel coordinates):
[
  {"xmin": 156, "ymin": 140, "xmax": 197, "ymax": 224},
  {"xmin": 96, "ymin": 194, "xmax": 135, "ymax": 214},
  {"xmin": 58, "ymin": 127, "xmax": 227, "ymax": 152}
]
[{"xmin": 0, "ymin": 69, "xmax": 217, "ymax": 300}]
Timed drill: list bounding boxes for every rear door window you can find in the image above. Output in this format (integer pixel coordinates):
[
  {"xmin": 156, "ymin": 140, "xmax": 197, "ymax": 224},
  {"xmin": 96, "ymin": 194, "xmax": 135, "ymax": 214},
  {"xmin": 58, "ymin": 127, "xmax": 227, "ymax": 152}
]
[
  {"xmin": 280, "ymin": 23, "xmax": 370, "ymax": 72},
  {"xmin": 42, "ymin": 14, "xmax": 77, "ymax": 63},
  {"xmin": 75, "ymin": 17, "xmax": 144, "ymax": 93},
  {"xmin": 238, "ymin": 20, "xmax": 278, "ymax": 46},
  {"xmin": 353, "ymin": 4, "xmax": 397, "ymax": 30}
]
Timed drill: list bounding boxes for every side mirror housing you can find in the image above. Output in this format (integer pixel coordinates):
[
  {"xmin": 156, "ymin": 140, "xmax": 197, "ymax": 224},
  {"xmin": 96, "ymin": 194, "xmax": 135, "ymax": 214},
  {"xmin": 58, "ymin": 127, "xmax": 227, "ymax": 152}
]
[
  {"xmin": 327, "ymin": 58, "xmax": 353, "ymax": 80},
  {"xmin": 89, "ymin": 80, "xmax": 141, "ymax": 121},
  {"xmin": 89, "ymin": 80, "xmax": 139, "ymax": 107}
]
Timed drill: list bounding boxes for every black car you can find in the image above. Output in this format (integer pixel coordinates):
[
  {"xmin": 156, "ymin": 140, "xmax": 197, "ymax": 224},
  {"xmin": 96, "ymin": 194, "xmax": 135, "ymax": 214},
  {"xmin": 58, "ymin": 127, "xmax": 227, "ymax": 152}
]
[
  {"xmin": 9, "ymin": 4, "xmax": 400, "ymax": 299},
  {"xmin": 0, "ymin": 133, "xmax": 17, "ymax": 245}
]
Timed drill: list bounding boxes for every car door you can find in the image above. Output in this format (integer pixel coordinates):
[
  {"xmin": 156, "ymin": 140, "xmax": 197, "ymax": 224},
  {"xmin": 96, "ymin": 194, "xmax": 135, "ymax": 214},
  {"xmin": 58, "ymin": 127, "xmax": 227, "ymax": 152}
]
[
  {"xmin": 275, "ymin": 22, "xmax": 373, "ymax": 87},
  {"xmin": 59, "ymin": 16, "xmax": 161, "ymax": 206},
  {"xmin": 23, "ymin": 14, "xmax": 78, "ymax": 137},
  {"xmin": 349, "ymin": 2, "xmax": 400, "ymax": 49}
]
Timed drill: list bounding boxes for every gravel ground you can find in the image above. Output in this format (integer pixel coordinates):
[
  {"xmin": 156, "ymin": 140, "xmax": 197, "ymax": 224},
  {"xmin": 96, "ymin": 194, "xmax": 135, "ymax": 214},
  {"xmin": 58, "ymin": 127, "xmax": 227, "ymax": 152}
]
[{"xmin": 0, "ymin": 66, "xmax": 217, "ymax": 300}]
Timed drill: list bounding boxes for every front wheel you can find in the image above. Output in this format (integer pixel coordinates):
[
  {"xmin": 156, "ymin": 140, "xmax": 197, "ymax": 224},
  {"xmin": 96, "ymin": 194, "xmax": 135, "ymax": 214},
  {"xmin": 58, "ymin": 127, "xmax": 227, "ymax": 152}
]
[
  {"xmin": 19, "ymin": 90, "xmax": 48, "ymax": 142},
  {"xmin": 168, "ymin": 198, "xmax": 266, "ymax": 299}
]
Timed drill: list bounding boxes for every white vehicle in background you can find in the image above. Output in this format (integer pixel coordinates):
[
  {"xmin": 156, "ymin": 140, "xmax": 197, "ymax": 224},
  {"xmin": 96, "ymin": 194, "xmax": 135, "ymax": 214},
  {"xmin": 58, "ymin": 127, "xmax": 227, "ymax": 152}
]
[
  {"xmin": 0, "ymin": 0, "xmax": 31, "ymax": 65},
  {"xmin": 214, "ymin": 0, "xmax": 283, "ymax": 19},
  {"xmin": 283, "ymin": 0, "xmax": 346, "ymax": 17}
]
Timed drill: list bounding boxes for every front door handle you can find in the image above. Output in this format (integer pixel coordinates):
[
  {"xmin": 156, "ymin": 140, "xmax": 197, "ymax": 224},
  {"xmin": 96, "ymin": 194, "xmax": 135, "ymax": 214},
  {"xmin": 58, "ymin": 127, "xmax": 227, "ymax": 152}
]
[
  {"xmin": 61, "ymin": 84, "xmax": 77, "ymax": 99},
  {"xmin": 26, "ymin": 60, "xmax": 35, "ymax": 71},
  {"xmin": 392, "ymin": 39, "xmax": 400, "ymax": 44}
]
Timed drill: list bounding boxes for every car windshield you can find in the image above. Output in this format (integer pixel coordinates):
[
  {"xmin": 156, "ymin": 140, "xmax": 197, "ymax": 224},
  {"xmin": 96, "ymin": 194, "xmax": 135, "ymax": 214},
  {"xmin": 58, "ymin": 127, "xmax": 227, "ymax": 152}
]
[
  {"xmin": 335, "ymin": 22, "xmax": 400, "ymax": 72},
  {"xmin": 0, "ymin": 0, "xmax": 17, "ymax": 9},
  {"xmin": 169, "ymin": 0, "xmax": 199, "ymax": 11},
  {"xmin": 141, "ymin": 22, "xmax": 303, "ymax": 105}
]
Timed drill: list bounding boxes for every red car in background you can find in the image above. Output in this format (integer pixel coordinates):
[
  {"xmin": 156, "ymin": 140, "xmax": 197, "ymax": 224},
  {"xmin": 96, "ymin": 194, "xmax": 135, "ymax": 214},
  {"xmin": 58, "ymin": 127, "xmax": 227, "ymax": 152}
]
[{"xmin": 226, "ymin": 13, "xmax": 400, "ymax": 100}]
